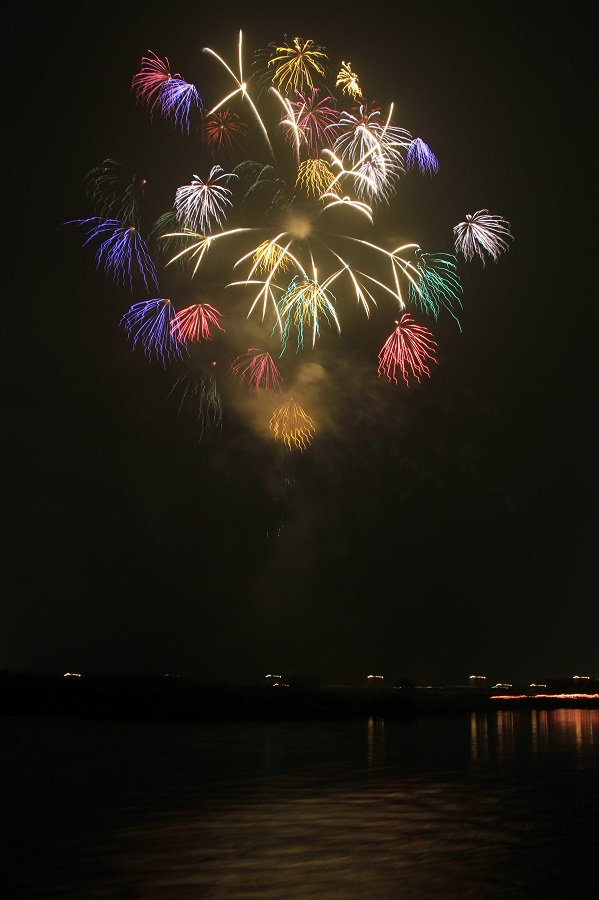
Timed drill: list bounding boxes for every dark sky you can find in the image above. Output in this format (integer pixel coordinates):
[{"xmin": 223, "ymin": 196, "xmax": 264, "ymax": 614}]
[{"xmin": 6, "ymin": 2, "xmax": 597, "ymax": 687}]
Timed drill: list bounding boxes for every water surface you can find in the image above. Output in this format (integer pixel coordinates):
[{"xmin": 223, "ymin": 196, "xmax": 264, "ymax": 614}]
[{"xmin": 3, "ymin": 709, "xmax": 598, "ymax": 898}]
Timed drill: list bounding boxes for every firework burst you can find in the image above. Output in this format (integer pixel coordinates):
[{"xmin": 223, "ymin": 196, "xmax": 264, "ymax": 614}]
[
  {"xmin": 453, "ymin": 210, "xmax": 513, "ymax": 264},
  {"xmin": 174, "ymin": 166, "xmax": 236, "ymax": 233},
  {"xmin": 68, "ymin": 28, "xmax": 511, "ymax": 452},
  {"xmin": 132, "ymin": 51, "xmax": 201, "ymax": 131},
  {"xmin": 251, "ymin": 240, "xmax": 293, "ymax": 276},
  {"xmin": 336, "ymin": 61, "xmax": 362, "ymax": 100},
  {"xmin": 201, "ymin": 108, "xmax": 249, "ymax": 160},
  {"xmin": 406, "ymin": 138, "xmax": 439, "ymax": 175},
  {"xmin": 84, "ymin": 159, "xmax": 147, "ymax": 229},
  {"xmin": 170, "ymin": 303, "xmax": 225, "ymax": 343},
  {"xmin": 278, "ymin": 275, "xmax": 340, "ymax": 353},
  {"xmin": 68, "ymin": 217, "xmax": 158, "ymax": 292},
  {"xmin": 121, "ymin": 298, "xmax": 187, "ymax": 364},
  {"xmin": 256, "ymin": 36, "xmax": 329, "ymax": 95},
  {"xmin": 295, "ymin": 158, "xmax": 339, "ymax": 196},
  {"xmin": 378, "ymin": 313, "xmax": 438, "ymax": 386},
  {"xmin": 281, "ymin": 88, "xmax": 339, "ymax": 155},
  {"xmin": 408, "ymin": 250, "xmax": 462, "ymax": 327},
  {"xmin": 269, "ymin": 397, "xmax": 316, "ymax": 450},
  {"xmin": 229, "ymin": 350, "xmax": 285, "ymax": 393}
]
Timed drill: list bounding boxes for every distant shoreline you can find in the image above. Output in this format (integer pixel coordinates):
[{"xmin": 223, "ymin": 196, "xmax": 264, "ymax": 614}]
[{"xmin": 2, "ymin": 673, "xmax": 598, "ymax": 721}]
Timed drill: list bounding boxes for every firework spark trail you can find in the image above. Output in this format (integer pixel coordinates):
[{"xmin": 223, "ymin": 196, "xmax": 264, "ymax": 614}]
[
  {"xmin": 251, "ymin": 240, "xmax": 292, "ymax": 275},
  {"xmin": 295, "ymin": 158, "xmax": 340, "ymax": 196},
  {"xmin": 165, "ymin": 227, "xmax": 251, "ymax": 277},
  {"xmin": 203, "ymin": 30, "xmax": 276, "ymax": 162},
  {"xmin": 168, "ymin": 372, "xmax": 223, "ymax": 439},
  {"xmin": 331, "ymin": 102, "xmax": 407, "ymax": 164}
]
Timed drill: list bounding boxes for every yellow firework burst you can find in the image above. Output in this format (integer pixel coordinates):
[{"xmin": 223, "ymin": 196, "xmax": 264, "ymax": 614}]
[
  {"xmin": 336, "ymin": 61, "xmax": 362, "ymax": 100},
  {"xmin": 269, "ymin": 398, "xmax": 316, "ymax": 450},
  {"xmin": 267, "ymin": 37, "xmax": 328, "ymax": 95},
  {"xmin": 252, "ymin": 240, "xmax": 292, "ymax": 274},
  {"xmin": 295, "ymin": 159, "xmax": 341, "ymax": 197}
]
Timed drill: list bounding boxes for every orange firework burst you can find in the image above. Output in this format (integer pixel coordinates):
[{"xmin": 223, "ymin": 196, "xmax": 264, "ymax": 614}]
[{"xmin": 269, "ymin": 398, "xmax": 316, "ymax": 450}]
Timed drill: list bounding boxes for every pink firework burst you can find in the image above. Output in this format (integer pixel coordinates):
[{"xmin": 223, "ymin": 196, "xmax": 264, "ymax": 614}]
[
  {"xmin": 170, "ymin": 303, "xmax": 225, "ymax": 343},
  {"xmin": 282, "ymin": 88, "xmax": 340, "ymax": 156},
  {"xmin": 132, "ymin": 51, "xmax": 172, "ymax": 116},
  {"xmin": 378, "ymin": 313, "xmax": 437, "ymax": 386},
  {"xmin": 132, "ymin": 51, "xmax": 201, "ymax": 131},
  {"xmin": 229, "ymin": 350, "xmax": 285, "ymax": 393}
]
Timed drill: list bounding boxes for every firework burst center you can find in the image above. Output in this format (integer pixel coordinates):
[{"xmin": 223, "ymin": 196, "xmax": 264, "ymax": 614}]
[{"xmin": 285, "ymin": 211, "xmax": 313, "ymax": 240}]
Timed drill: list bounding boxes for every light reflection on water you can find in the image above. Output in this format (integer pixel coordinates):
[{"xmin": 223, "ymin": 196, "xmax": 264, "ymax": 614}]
[
  {"xmin": 471, "ymin": 707, "xmax": 598, "ymax": 764},
  {"xmin": 4, "ymin": 710, "xmax": 599, "ymax": 899}
]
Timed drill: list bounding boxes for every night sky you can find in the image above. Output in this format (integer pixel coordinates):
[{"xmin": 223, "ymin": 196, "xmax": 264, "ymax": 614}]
[{"xmin": 6, "ymin": 2, "xmax": 597, "ymax": 687}]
